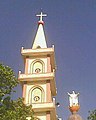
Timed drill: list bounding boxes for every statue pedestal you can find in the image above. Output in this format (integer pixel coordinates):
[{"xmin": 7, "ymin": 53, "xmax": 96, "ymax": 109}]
[{"xmin": 69, "ymin": 105, "xmax": 80, "ymax": 113}]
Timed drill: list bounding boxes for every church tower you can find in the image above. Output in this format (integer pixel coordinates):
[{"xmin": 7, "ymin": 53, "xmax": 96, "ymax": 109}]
[{"xmin": 18, "ymin": 12, "xmax": 57, "ymax": 120}]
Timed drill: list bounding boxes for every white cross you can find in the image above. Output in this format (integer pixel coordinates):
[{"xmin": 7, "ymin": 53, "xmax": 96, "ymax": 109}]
[{"xmin": 36, "ymin": 12, "xmax": 47, "ymax": 22}]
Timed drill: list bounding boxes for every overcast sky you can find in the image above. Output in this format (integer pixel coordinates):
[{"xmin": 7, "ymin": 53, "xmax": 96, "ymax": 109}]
[{"xmin": 0, "ymin": 1, "xmax": 96, "ymax": 120}]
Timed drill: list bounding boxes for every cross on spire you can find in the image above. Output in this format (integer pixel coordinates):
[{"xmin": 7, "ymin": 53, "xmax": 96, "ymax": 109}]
[{"xmin": 36, "ymin": 12, "xmax": 47, "ymax": 22}]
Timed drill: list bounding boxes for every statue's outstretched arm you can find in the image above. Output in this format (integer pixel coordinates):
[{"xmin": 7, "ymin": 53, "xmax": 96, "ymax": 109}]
[{"xmin": 67, "ymin": 92, "xmax": 71, "ymax": 96}]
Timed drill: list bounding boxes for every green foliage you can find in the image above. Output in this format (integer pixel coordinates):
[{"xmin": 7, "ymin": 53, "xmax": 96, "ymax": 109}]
[
  {"xmin": 0, "ymin": 97, "xmax": 34, "ymax": 120},
  {"xmin": 0, "ymin": 64, "xmax": 34, "ymax": 120},
  {"xmin": 0, "ymin": 64, "xmax": 18, "ymax": 100},
  {"xmin": 88, "ymin": 110, "xmax": 96, "ymax": 120}
]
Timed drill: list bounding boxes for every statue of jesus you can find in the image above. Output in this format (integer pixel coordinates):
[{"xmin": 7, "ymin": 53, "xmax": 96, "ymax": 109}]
[{"xmin": 67, "ymin": 91, "xmax": 79, "ymax": 107}]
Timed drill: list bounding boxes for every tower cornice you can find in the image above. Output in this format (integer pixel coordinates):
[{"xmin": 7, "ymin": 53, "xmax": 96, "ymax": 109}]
[{"xmin": 21, "ymin": 46, "xmax": 56, "ymax": 70}]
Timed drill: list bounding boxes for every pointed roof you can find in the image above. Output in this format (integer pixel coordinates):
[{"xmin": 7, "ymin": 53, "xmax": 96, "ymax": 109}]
[{"xmin": 32, "ymin": 12, "xmax": 47, "ymax": 49}]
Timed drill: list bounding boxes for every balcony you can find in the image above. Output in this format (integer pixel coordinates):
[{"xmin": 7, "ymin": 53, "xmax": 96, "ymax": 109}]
[
  {"xmin": 21, "ymin": 46, "xmax": 55, "ymax": 57},
  {"xmin": 18, "ymin": 71, "xmax": 56, "ymax": 95},
  {"xmin": 32, "ymin": 102, "xmax": 55, "ymax": 112}
]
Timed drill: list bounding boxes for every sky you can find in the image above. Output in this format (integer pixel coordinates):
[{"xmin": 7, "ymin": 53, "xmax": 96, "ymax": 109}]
[{"xmin": 0, "ymin": 0, "xmax": 96, "ymax": 120}]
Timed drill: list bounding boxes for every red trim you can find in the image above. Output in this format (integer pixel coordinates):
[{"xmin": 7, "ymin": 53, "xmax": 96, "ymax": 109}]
[{"xmin": 38, "ymin": 21, "xmax": 44, "ymax": 25}]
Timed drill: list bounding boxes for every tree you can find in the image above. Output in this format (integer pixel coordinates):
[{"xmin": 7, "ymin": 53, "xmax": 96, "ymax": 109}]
[
  {"xmin": 0, "ymin": 64, "xmax": 34, "ymax": 120},
  {"xmin": 88, "ymin": 109, "xmax": 96, "ymax": 120}
]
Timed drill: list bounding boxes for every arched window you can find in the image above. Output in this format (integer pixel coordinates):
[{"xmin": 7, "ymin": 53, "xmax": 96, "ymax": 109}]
[
  {"xmin": 30, "ymin": 60, "xmax": 44, "ymax": 74},
  {"xmin": 28, "ymin": 86, "xmax": 45, "ymax": 104}
]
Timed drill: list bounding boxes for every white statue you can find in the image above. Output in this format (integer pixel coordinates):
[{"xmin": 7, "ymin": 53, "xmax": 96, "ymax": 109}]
[{"xmin": 67, "ymin": 91, "xmax": 79, "ymax": 107}]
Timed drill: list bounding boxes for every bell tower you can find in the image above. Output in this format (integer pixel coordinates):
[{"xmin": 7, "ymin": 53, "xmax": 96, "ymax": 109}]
[{"xmin": 18, "ymin": 12, "xmax": 57, "ymax": 120}]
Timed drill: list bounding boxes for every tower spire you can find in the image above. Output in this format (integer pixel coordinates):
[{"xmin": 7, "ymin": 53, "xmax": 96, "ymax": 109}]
[{"xmin": 32, "ymin": 12, "xmax": 47, "ymax": 49}]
